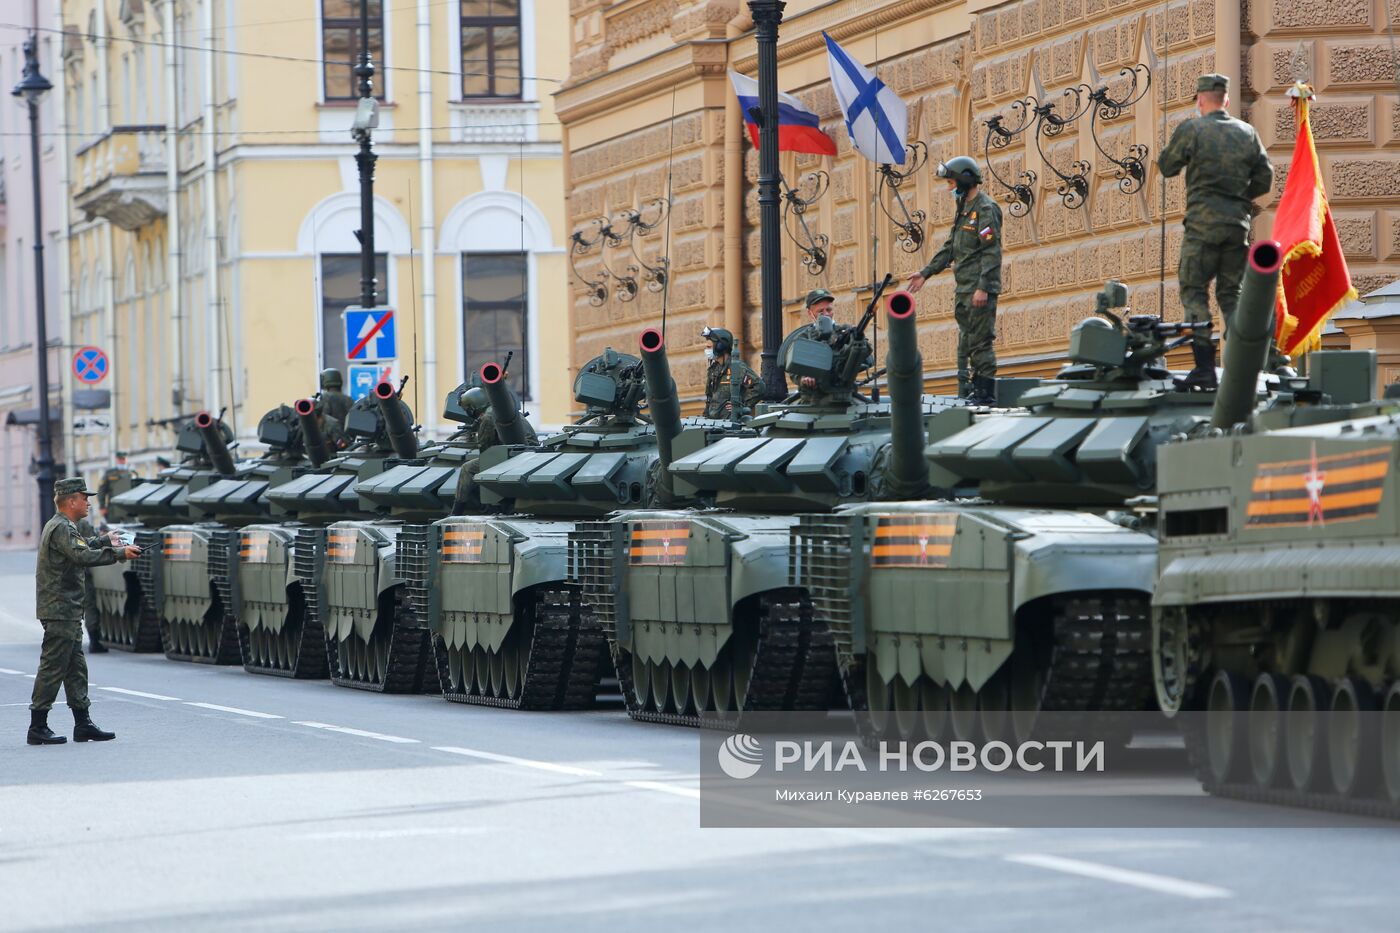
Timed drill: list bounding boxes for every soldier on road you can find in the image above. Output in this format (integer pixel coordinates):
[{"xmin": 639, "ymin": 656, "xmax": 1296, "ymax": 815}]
[
  {"xmin": 701, "ymin": 326, "xmax": 760, "ymax": 419},
  {"xmin": 1157, "ymin": 73, "xmax": 1275, "ymax": 389},
  {"xmin": 28, "ymin": 478, "xmax": 139, "ymax": 746},
  {"xmin": 907, "ymin": 156, "xmax": 1003, "ymax": 405},
  {"xmin": 319, "ymin": 368, "xmax": 353, "ymax": 423}
]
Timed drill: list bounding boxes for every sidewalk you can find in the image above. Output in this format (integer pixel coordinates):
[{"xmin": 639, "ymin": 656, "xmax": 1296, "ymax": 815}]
[{"xmin": 0, "ymin": 549, "xmax": 40, "ymax": 645}]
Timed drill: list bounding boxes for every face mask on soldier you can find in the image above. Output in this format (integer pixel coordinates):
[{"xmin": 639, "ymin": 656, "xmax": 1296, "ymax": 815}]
[{"xmin": 704, "ymin": 347, "xmax": 715, "ymax": 362}]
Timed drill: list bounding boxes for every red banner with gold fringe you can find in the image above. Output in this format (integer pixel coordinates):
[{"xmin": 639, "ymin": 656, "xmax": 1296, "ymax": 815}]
[{"xmin": 1271, "ymin": 85, "xmax": 1357, "ymax": 356}]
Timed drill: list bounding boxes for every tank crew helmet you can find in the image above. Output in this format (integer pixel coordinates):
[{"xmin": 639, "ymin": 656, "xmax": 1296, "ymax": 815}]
[
  {"xmin": 936, "ymin": 156, "xmax": 982, "ymax": 194},
  {"xmin": 701, "ymin": 325, "xmax": 734, "ymax": 359},
  {"xmin": 459, "ymin": 384, "xmax": 489, "ymax": 414},
  {"xmin": 319, "ymin": 367, "xmax": 344, "ymax": 389},
  {"xmin": 804, "ymin": 288, "xmax": 836, "ymax": 320}
]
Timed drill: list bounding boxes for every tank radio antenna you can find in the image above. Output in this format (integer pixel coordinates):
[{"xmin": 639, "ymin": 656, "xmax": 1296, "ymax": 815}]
[
  {"xmin": 660, "ymin": 81, "xmax": 679, "ymax": 342},
  {"xmin": 407, "ymin": 178, "xmax": 421, "ymax": 421},
  {"xmin": 1158, "ymin": 3, "xmax": 1170, "ymax": 318}
]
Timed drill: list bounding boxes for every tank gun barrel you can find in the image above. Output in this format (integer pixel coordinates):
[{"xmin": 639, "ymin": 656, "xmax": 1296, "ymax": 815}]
[
  {"xmin": 1211, "ymin": 240, "xmax": 1282, "ymax": 430},
  {"xmin": 639, "ymin": 328, "xmax": 682, "ymax": 504},
  {"xmin": 372, "ymin": 382, "xmax": 420, "ymax": 459},
  {"xmin": 479, "ymin": 362, "xmax": 532, "ymax": 445},
  {"xmin": 294, "ymin": 398, "xmax": 332, "ymax": 466},
  {"xmin": 883, "ymin": 290, "xmax": 929, "ymax": 499},
  {"xmin": 193, "ymin": 411, "xmax": 236, "ymax": 475}
]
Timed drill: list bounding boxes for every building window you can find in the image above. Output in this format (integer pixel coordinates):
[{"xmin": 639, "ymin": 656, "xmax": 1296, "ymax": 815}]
[
  {"xmin": 462, "ymin": 252, "xmax": 528, "ymax": 398},
  {"xmin": 322, "ymin": 0, "xmax": 385, "ymax": 102},
  {"xmin": 320, "ymin": 253, "xmax": 388, "ymax": 380},
  {"xmin": 460, "ymin": 1, "xmax": 520, "ymax": 99}
]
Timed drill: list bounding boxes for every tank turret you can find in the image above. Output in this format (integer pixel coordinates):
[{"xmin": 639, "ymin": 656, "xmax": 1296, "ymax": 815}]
[
  {"xmin": 882, "ymin": 290, "xmax": 928, "ymax": 500},
  {"xmin": 195, "ymin": 410, "xmax": 237, "ymax": 476},
  {"xmin": 479, "ymin": 361, "xmax": 532, "ymax": 445},
  {"xmin": 373, "ymin": 381, "xmax": 419, "ymax": 460},
  {"xmin": 1211, "ymin": 240, "xmax": 1282, "ymax": 430},
  {"xmin": 295, "ymin": 397, "xmax": 332, "ymax": 467}
]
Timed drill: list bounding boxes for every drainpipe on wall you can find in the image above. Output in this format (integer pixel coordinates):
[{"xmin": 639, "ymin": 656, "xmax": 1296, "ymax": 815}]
[
  {"xmin": 97, "ymin": 0, "xmax": 115, "ymax": 470},
  {"xmin": 54, "ymin": 1, "xmax": 76, "ymax": 477},
  {"xmin": 417, "ymin": 0, "xmax": 439, "ymax": 434},
  {"xmin": 163, "ymin": 0, "xmax": 184, "ymax": 430},
  {"xmin": 724, "ymin": 8, "xmax": 753, "ymax": 356},
  {"xmin": 202, "ymin": 0, "xmax": 221, "ymax": 413},
  {"xmin": 1216, "ymin": 2, "xmax": 1242, "ymax": 117}
]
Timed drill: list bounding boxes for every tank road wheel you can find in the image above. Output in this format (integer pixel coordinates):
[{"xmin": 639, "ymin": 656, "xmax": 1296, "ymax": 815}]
[
  {"xmin": 1286, "ymin": 675, "xmax": 1331, "ymax": 793},
  {"xmin": 630, "ymin": 655, "xmax": 651, "ymax": 710},
  {"xmin": 1009, "ymin": 647, "xmax": 1045, "ymax": 745},
  {"xmin": 487, "ymin": 648, "xmax": 506, "ymax": 699},
  {"xmin": 865, "ymin": 662, "xmax": 893, "ymax": 740},
  {"xmin": 1247, "ymin": 674, "xmax": 1289, "ymax": 788},
  {"xmin": 1328, "ymin": 678, "xmax": 1379, "ymax": 799},
  {"xmin": 978, "ymin": 668, "xmax": 1013, "ymax": 746},
  {"xmin": 891, "ymin": 676, "xmax": 920, "ymax": 742},
  {"xmin": 690, "ymin": 666, "xmax": 711, "ymax": 715},
  {"xmin": 671, "ymin": 663, "xmax": 692, "ymax": 716},
  {"xmin": 374, "ymin": 634, "xmax": 391, "ymax": 686},
  {"xmin": 1153, "ymin": 609, "xmax": 1199, "ymax": 717},
  {"xmin": 503, "ymin": 637, "xmax": 522, "ymax": 701},
  {"xmin": 709, "ymin": 657, "xmax": 734, "ymax": 713},
  {"xmin": 1381, "ymin": 683, "xmax": 1400, "ymax": 805},
  {"xmin": 950, "ymin": 684, "xmax": 980, "ymax": 743},
  {"xmin": 1204, "ymin": 670, "xmax": 1250, "ymax": 786},
  {"xmin": 920, "ymin": 679, "xmax": 951, "ymax": 743},
  {"xmin": 474, "ymin": 645, "xmax": 491, "ymax": 698},
  {"xmin": 651, "ymin": 661, "xmax": 671, "ymax": 714},
  {"xmin": 730, "ymin": 630, "xmax": 758, "ymax": 709},
  {"xmin": 447, "ymin": 644, "xmax": 464, "ymax": 695}
]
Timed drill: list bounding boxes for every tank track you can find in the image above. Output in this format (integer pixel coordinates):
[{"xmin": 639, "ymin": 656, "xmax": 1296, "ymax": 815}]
[
  {"xmin": 162, "ymin": 528, "xmax": 242, "ymax": 665},
  {"xmin": 328, "ymin": 588, "xmax": 440, "ymax": 695},
  {"xmin": 238, "ymin": 587, "xmax": 329, "ymax": 680},
  {"xmin": 613, "ymin": 593, "xmax": 838, "ymax": 730},
  {"xmin": 432, "ymin": 587, "xmax": 610, "ymax": 710},
  {"xmin": 100, "ymin": 528, "xmax": 164, "ymax": 652}
]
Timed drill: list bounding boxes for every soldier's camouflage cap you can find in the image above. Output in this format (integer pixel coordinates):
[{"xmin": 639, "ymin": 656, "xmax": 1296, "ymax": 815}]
[
  {"xmin": 1196, "ymin": 73, "xmax": 1229, "ymax": 94},
  {"xmin": 55, "ymin": 477, "xmax": 97, "ymax": 497},
  {"xmin": 805, "ymin": 288, "xmax": 835, "ymax": 307}
]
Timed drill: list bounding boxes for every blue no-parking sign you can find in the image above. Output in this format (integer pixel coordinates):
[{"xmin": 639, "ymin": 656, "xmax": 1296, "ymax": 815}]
[{"xmin": 343, "ymin": 308, "xmax": 397, "ymax": 362}]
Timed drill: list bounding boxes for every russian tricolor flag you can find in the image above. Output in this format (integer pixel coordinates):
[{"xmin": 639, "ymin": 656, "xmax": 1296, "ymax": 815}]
[{"xmin": 729, "ymin": 71, "xmax": 837, "ymax": 157}]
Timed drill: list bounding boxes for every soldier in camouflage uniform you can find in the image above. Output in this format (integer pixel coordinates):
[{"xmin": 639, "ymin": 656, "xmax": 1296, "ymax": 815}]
[
  {"xmin": 778, "ymin": 289, "xmax": 837, "ymax": 395},
  {"xmin": 907, "ymin": 156, "xmax": 1003, "ymax": 405},
  {"xmin": 450, "ymin": 384, "xmax": 539, "ymax": 514},
  {"xmin": 28, "ymin": 478, "xmax": 139, "ymax": 746},
  {"xmin": 1158, "ymin": 73, "xmax": 1275, "ymax": 389},
  {"xmin": 319, "ymin": 368, "xmax": 353, "ymax": 423},
  {"xmin": 701, "ymin": 325, "xmax": 760, "ymax": 419}
]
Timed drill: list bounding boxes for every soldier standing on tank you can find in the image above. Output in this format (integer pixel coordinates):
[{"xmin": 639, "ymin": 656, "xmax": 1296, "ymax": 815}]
[
  {"xmin": 906, "ymin": 157, "xmax": 1003, "ymax": 405},
  {"xmin": 1157, "ymin": 74, "xmax": 1275, "ymax": 390},
  {"xmin": 701, "ymin": 326, "xmax": 761, "ymax": 419},
  {"xmin": 28, "ymin": 478, "xmax": 140, "ymax": 746},
  {"xmin": 319, "ymin": 368, "xmax": 353, "ymax": 423}
]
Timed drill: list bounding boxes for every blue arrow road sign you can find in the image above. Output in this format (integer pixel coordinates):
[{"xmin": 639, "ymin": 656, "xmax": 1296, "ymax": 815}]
[
  {"xmin": 344, "ymin": 308, "xmax": 397, "ymax": 362},
  {"xmin": 348, "ymin": 362, "xmax": 397, "ymax": 401}
]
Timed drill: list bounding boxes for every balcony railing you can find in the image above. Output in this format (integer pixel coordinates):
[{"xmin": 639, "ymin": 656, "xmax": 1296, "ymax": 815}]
[{"xmin": 73, "ymin": 125, "xmax": 167, "ymax": 230}]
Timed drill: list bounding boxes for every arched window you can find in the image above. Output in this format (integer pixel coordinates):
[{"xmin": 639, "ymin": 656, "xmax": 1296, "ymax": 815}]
[{"xmin": 440, "ymin": 190, "xmax": 555, "ymax": 401}]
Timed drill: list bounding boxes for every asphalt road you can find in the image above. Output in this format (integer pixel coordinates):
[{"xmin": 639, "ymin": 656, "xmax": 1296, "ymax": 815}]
[{"xmin": 1, "ymin": 550, "xmax": 1398, "ymax": 932}]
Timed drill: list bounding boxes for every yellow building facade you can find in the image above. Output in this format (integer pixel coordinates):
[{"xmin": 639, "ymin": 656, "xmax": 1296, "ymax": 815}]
[
  {"xmin": 58, "ymin": 0, "xmax": 569, "ymax": 483},
  {"xmin": 558, "ymin": 0, "xmax": 1400, "ymax": 408}
]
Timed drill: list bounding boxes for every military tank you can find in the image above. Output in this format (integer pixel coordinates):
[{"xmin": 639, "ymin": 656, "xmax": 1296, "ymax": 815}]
[
  {"xmin": 1153, "ymin": 293, "xmax": 1398, "ymax": 817},
  {"xmin": 571, "ymin": 280, "xmax": 971, "ymax": 728},
  {"xmin": 792, "ymin": 243, "xmax": 1283, "ymax": 745},
  {"xmin": 90, "ymin": 413, "xmax": 238, "ymax": 652},
  {"xmin": 157, "ymin": 407, "xmax": 312, "ymax": 663},
  {"xmin": 402, "ymin": 349, "xmax": 732, "ymax": 710},
  {"xmin": 239, "ymin": 381, "xmax": 425, "ymax": 683}
]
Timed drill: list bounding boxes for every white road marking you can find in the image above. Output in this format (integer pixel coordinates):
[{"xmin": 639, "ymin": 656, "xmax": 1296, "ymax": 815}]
[
  {"xmin": 1005, "ymin": 854, "xmax": 1232, "ymax": 900},
  {"xmin": 432, "ymin": 746, "xmax": 603, "ymax": 778},
  {"xmin": 623, "ymin": 780, "xmax": 701, "ymax": 799},
  {"xmin": 184, "ymin": 702, "xmax": 282, "ymax": 720},
  {"xmin": 99, "ymin": 686, "xmax": 181, "ymax": 701},
  {"xmin": 291, "ymin": 827, "xmax": 488, "ymax": 841},
  {"xmin": 0, "ymin": 667, "xmax": 25, "ymax": 675},
  {"xmin": 293, "ymin": 721, "xmax": 419, "ymax": 744}
]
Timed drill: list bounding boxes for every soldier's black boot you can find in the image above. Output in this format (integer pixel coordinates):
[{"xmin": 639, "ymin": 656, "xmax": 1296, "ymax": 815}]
[
  {"xmin": 956, "ymin": 370, "xmax": 971, "ymax": 399},
  {"xmin": 968, "ymin": 375, "xmax": 998, "ymax": 406},
  {"xmin": 73, "ymin": 709, "xmax": 115, "ymax": 742},
  {"xmin": 1177, "ymin": 341, "xmax": 1219, "ymax": 391},
  {"xmin": 27, "ymin": 709, "xmax": 66, "ymax": 746},
  {"xmin": 87, "ymin": 626, "xmax": 108, "ymax": 654}
]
